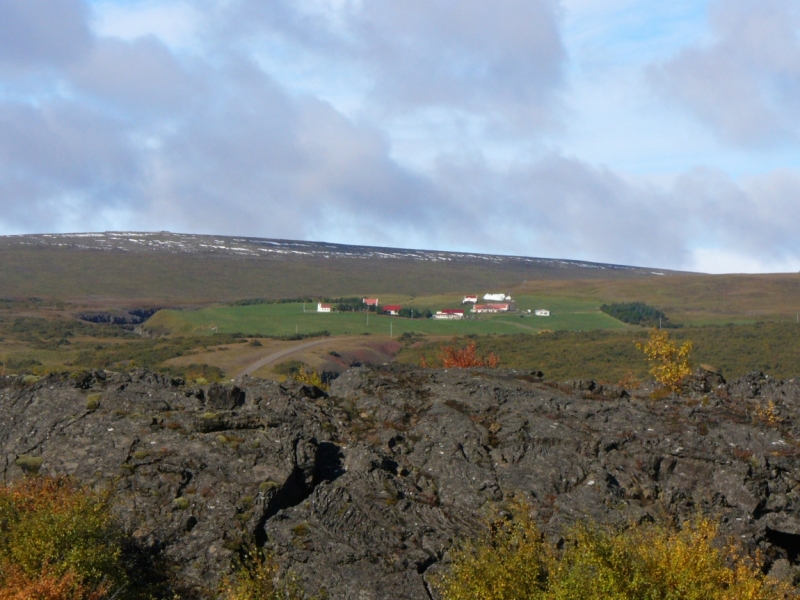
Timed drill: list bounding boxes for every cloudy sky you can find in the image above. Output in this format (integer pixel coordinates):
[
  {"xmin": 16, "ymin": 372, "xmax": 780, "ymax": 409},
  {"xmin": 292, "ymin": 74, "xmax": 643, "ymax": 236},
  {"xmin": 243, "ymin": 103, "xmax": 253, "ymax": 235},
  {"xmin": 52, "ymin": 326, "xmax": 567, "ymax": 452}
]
[{"xmin": 1, "ymin": 0, "xmax": 799, "ymax": 273}]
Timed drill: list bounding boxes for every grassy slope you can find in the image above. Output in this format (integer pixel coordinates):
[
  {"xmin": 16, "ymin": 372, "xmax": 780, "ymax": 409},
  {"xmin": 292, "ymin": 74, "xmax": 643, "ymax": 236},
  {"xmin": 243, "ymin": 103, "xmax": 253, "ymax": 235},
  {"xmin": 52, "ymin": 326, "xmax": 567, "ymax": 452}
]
[
  {"xmin": 516, "ymin": 275, "xmax": 800, "ymax": 324},
  {"xmin": 398, "ymin": 322, "xmax": 800, "ymax": 382},
  {"xmin": 0, "ymin": 247, "xmax": 661, "ymax": 303}
]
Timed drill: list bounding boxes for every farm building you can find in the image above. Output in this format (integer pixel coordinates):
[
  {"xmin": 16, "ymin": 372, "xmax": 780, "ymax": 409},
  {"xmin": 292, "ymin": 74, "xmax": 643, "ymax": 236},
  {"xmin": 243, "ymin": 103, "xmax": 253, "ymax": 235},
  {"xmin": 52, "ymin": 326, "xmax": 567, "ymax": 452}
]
[
  {"xmin": 462, "ymin": 295, "xmax": 478, "ymax": 304},
  {"xmin": 383, "ymin": 305, "xmax": 402, "ymax": 315},
  {"xmin": 317, "ymin": 303, "xmax": 332, "ymax": 313},
  {"xmin": 535, "ymin": 309, "xmax": 550, "ymax": 317},
  {"xmin": 484, "ymin": 293, "xmax": 510, "ymax": 302},
  {"xmin": 473, "ymin": 303, "xmax": 510, "ymax": 314},
  {"xmin": 363, "ymin": 298, "xmax": 379, "ymax": 307},
  {"xmin": 434, "ymin": 309, "xmax": 465, "ymax": 320}
]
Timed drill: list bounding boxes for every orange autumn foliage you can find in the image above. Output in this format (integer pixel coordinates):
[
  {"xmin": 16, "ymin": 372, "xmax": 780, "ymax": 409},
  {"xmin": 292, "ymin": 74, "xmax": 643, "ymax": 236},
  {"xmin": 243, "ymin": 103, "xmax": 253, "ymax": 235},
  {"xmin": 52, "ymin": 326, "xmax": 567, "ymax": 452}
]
[
  {"xmin": 0, "ymin": 477, "xmax": 125, "ymax": 600},
  {"xmin": 439, "ymin": 341, "xmax": 500, "ymax": 368},
  {"xmin": 0, "ymin": 566, "xmax": 107, "ymax": 600}
]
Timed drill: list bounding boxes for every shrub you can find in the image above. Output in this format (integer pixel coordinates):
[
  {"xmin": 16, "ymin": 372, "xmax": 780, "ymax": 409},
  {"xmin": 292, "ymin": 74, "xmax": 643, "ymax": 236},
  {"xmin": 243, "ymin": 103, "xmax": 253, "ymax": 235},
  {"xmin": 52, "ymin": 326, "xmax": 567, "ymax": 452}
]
[
  {"xmin": 180, "ymin": 363, "xmax": 226, "ymax": 384},
  {"xmin": 292, "ymin": 367, "xmax": 329, "ymax": 391},
  {"xmin": 0, "ymin": 477, "xmax": 127, "ymax": 599},
  {"xmin": 218, "ymin": 548, "xmax": 304, "ymax": 600},
  {"xmin": 635, "ymin": 328, "xmax": 693, "ymax": 392},
  {"xmin": 439, "ymin": 341, "xmax": 500, "ymax": 368},
  {"xmin": 434, "ymin": 506, "xmax": 794, "ymax": 600}
]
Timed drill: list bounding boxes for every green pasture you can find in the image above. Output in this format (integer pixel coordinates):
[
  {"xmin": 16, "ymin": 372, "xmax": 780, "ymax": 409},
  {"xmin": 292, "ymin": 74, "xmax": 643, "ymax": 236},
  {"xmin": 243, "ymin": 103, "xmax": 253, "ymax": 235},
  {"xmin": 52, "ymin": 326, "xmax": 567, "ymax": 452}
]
[{"xmin": 146, "ymin": 300, "xmax": 628, "ymax": 337}]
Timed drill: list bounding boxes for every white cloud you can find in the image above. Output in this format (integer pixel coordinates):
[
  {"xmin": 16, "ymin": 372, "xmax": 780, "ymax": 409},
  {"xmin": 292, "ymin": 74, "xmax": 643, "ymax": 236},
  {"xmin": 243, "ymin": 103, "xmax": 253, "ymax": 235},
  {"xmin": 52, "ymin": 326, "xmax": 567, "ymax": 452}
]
[
  {"xmin": 91, "ymin": 1, "xmax": 204, "ymax": 49},
  {"xmin": 650, "ymin": 0, "xmax": 800, "ymax": 146}
]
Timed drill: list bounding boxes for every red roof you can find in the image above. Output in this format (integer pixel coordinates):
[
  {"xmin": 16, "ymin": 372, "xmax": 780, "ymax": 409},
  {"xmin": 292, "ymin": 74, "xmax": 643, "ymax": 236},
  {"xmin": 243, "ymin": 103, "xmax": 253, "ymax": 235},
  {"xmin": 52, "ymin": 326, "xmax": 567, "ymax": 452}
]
[
  {"xmin": 383, "ymin": 305, "xmax": 402, "ymax": 311},
  {"xmin": 363, "ymin": 298, "xmax": 379, "ymax": 305}
]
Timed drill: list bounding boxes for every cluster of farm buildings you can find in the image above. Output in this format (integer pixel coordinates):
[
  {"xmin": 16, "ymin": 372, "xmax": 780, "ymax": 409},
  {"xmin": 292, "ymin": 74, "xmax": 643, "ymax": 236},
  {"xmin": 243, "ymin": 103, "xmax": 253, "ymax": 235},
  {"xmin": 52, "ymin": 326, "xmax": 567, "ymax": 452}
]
[{"xmin": 316, "ymin": 294, "xmax": 550, "ymax": 320}]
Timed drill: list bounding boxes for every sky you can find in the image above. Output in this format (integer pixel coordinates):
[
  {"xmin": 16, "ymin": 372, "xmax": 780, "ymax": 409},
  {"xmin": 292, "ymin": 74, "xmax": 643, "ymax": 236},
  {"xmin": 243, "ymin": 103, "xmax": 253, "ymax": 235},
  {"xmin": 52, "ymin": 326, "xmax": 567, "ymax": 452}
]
[{"xmin": 1, "ymin": 0, "xmax": 800, "ymax": 273}]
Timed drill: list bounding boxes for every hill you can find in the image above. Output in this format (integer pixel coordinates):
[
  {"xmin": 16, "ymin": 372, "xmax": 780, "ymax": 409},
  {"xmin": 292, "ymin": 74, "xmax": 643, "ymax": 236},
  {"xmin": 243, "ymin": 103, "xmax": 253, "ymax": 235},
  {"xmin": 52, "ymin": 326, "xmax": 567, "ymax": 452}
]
[{"xmin": 0, "ymin": 232, "xmax": 684, "ymax": 303}]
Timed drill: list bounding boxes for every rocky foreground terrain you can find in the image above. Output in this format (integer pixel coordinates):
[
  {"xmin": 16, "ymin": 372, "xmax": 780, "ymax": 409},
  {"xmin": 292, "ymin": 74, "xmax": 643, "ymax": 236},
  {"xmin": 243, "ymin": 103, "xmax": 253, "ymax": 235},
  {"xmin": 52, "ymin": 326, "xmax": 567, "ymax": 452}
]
[{"xmin": 2, "ymin": 366, "xmax": 800, "ymax": 598}]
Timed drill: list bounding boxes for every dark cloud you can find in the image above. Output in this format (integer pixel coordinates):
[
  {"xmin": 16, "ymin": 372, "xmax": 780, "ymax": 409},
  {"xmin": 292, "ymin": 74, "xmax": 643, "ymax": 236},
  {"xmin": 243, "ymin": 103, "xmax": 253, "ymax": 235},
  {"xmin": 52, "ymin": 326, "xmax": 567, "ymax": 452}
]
[
  {"xmin": 650, "ymin": 0, "xmax": 800, "ymax": 146},
  {"xmin": 0, "ymin": 0, "xmax": 92, "ymax": 69},
  {"xmin": 352, "ymin": 0, "xmax": 566, "ymax": 127},
  {"xmin": 0, "ymin": 100, "xmax": 142, "ymax": 235},
  {"xmin": 70, "ymin": 36, "xmax": 201, "ymax": 114}
]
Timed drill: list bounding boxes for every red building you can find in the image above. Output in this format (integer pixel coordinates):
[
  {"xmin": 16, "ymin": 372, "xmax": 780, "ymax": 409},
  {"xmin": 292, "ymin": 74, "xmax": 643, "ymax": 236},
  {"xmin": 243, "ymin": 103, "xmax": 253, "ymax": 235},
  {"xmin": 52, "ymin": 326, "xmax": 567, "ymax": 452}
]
[{"xmin": 383, "ymin": 305, "xmax": 402, "ymax": 315}]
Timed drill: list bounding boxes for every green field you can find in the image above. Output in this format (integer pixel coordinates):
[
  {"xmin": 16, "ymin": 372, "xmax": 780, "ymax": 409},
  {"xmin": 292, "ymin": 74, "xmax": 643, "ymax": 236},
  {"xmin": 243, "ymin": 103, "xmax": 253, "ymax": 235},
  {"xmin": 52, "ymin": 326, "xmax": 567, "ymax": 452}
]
[{"xmin": 145, "ymin": 300, "xmax": 628, "ymax": 337}]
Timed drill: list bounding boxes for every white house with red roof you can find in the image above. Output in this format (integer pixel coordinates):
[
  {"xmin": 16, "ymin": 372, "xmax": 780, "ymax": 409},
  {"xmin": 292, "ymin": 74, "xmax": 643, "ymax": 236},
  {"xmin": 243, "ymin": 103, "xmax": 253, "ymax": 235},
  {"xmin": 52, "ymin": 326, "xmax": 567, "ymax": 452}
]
[
  {"xmin": 363, "ymin": 298, "xmax": 379, "ymax": 307},
  {"xmin": 434, "ymin": 309, "xmax": 465, "ymax": 320},
  {"xmin": 383, "ymin": 305, "xmax": 402, "ymax": 315},
  {"xmin": 472, "ymin": 303, "xmax": 510, "ymax": 314},
  {"xmin": 317, "ymin": 303, "xmax": 332, "ymax": 313}
]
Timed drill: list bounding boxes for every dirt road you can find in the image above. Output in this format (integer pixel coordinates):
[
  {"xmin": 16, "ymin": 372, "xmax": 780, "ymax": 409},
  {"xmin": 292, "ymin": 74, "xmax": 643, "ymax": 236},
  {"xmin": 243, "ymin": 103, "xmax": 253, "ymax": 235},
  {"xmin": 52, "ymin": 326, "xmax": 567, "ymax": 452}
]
[{"xmin": 236, "ymin": 337, "xmax": 353, "ymax": 379}]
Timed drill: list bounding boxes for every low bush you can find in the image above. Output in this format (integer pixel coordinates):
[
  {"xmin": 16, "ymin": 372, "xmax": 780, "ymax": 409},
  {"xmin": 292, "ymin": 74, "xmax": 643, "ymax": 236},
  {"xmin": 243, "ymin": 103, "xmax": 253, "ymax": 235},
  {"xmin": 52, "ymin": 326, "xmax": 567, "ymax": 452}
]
[
  {"xmin": 434, "ymin": 505, "xmax": 793, "ymax": 600},
  {"xmin": 0, "ymin": 477, "xmax": 127, "ymax": 599},
  {"xmin": 218, "ymin": 548, "xmax": 305, "ymax": 600},
  {"xmin": 420, "ymin": 340, "xmax": 499, "ymax": 368}
]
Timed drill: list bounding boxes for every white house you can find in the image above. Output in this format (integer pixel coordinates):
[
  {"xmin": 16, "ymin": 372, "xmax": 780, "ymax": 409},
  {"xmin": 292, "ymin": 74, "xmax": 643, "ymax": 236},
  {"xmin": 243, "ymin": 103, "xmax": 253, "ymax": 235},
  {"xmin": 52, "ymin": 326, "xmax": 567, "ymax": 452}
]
[
  {"xmin": 462, "ymin": 295, "xmax": 478, "ymax": 304},
  {"xmin": 473, "ymin": 303, "xmax": 510, "ymax": 314},
  {"xmin": 434, "ymin": 309, "xmax": 465, "ymax": 320},
  {"xmin": 383, "ymin": 305, "xmax": 402, "ymax": 316},
  {"xmin": 317, "ymin": 303, "xmax": 332, "ymax": 313},
  {"xmin": 484, "ymin": 293, "xmax": 510, "ymax": 302},
  {"xmin": 535, "ymin": 309, "xmax": 550, "ymax": 317}
]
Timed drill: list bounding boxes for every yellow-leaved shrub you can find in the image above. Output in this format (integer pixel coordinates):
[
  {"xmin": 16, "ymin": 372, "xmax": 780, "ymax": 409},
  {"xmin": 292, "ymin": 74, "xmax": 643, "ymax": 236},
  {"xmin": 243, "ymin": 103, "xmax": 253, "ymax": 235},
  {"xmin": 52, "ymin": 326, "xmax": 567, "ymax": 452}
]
[
  {"xmin": 434, "ymin": 505, "xmax": 794, "ymax": 600},
  {"xmin": 635, "ymin": 328, "xmax": 693, "ymax": 392},
  {"xmin": 218, "ymin": 549, "xmax": 306, "ymax": 600}
]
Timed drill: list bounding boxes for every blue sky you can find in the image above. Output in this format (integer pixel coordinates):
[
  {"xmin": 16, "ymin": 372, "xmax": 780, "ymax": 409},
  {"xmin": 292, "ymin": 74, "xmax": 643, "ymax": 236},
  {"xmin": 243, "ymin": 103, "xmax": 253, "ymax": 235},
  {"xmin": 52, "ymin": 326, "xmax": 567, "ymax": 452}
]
[{"xmin": 2, "ymin": 0, "xmax": 800, "ymax": 273}]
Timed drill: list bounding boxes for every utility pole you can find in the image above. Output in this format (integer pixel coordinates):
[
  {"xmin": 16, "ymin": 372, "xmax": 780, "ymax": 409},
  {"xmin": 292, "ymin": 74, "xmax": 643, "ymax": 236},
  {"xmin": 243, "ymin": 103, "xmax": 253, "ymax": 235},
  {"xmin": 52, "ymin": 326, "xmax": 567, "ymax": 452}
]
[{"xmin": 390, "ymin": 322, "xmax": 393, "ymax": 338}]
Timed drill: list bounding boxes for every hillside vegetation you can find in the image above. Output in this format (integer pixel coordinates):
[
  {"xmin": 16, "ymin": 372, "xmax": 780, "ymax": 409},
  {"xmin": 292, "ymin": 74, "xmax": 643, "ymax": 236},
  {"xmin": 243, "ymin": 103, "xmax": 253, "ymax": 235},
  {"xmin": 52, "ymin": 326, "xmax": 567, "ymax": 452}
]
[{"xmin": 401, "ymin": 321, "xmax": 800, "ymax": 381}]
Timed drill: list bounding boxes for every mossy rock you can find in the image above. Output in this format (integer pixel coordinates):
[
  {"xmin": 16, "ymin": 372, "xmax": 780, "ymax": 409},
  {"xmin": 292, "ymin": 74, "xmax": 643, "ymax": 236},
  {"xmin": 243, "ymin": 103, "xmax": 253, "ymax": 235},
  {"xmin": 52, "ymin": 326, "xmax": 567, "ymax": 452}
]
[
  {"xmin": 22, "ymin": 375, "xmax": 41, "ymax": 385},
  {"xmin": 15, "ymin": 454, "xmax": 43, "ymax": 474},
  {"xmin": 86, "ymin": 393, "xmax": 102, "ymax": 410},
  {"xmin": 173, "ymin": 497, "xmax": 190, "ymax": 510}
]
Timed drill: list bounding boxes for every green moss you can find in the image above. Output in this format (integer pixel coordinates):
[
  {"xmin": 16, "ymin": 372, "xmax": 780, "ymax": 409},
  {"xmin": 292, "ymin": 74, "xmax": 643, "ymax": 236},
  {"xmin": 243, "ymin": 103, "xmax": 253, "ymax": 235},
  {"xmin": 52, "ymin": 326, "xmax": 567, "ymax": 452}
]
[
  {"xmin": 173, "ymin": 497, "xmax": 190, "ymax": 510},
  {"xmin": 292, "ymin": 522, "xmax": 310, "ymax": 538},
  {"xmin": 86, "ymin": 393, "xmax": 102, "ymax": 410},
  {"xmin": 15, "ymin": 454, "xmax": 43, "ymax": 474},
  {"xmin": 259, "ymin": 480, "xmax": 280, "ymax": 492}
]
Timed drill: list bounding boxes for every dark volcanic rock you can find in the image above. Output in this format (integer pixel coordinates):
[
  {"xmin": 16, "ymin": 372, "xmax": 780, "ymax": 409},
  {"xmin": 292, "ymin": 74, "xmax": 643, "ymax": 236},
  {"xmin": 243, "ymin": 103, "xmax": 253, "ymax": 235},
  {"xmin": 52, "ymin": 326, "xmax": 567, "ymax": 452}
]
[{"xmin": 2, "ymin": 366, "xmax": 800, "ymax": 597}]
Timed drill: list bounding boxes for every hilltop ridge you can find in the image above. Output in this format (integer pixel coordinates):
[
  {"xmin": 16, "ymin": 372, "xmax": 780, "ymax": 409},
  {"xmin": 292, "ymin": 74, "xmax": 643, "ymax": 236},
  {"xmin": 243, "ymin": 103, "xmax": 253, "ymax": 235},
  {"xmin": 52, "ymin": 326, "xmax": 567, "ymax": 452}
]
[
  {"xmin": 2, "ymin": 231, "xmax": 677, "ymax": 273},
  {"xmin": 0, "ymin": 231, "xmax": 686, "ymax": 303}
]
